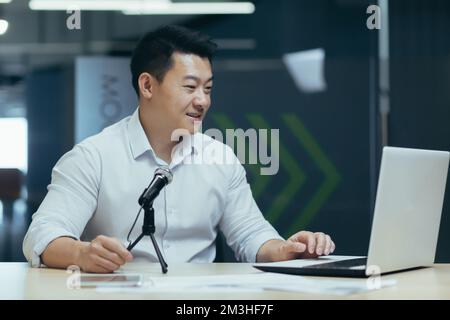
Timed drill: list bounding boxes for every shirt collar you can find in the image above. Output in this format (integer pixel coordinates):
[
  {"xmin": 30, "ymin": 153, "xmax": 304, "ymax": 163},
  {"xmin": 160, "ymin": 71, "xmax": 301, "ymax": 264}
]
[
  {"xmin": 170, "ymin": 132, "xmax": 201, "ymax": 166},
  {"xmin": 128, "ymin": 107, "xmax": 154, "ymax": 160},
  {"xmin": 127, "ymin": 106, "xmax": 200, "ymax": 162}
]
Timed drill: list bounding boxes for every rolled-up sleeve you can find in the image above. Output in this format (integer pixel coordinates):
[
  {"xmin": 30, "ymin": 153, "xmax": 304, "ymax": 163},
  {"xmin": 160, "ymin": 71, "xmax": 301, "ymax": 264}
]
[
  {"xmin": 23, "ymin": 141, "xmax": 100, "ymax": 267},
  {"xmin": 219, "ymin": 150, "xmax": 284, "ymax": 263}
]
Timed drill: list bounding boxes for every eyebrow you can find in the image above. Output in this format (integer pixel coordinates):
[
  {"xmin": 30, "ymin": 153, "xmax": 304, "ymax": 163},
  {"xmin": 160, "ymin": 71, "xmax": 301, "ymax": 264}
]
[{"xmin": 183, "ymin": 75, "xmax": 214, "ymax": 83}]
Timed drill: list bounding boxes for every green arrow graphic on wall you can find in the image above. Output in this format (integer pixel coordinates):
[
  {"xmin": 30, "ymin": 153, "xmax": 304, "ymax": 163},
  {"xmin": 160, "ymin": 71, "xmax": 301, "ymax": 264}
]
[
  {"xmin": 246, "ymin": 114, "xmax": 306, "ymax": 225},
  {"xmin": 211, "ymin": 113, "xmax": 270, "ymax": 199},
  {"xmin": 282, "ymin": 114, "xmax": 340, "ymax": 234},
  {"xmin": 211, "ymin": 113, "xmax": 340, "ymax": 234}
]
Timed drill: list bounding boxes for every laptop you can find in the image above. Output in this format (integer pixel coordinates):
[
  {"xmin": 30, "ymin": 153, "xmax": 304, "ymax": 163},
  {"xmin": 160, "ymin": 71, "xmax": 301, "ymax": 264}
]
[{"xmin": 254, "ymin": 147, "xmax": 450, "ymax": 278}]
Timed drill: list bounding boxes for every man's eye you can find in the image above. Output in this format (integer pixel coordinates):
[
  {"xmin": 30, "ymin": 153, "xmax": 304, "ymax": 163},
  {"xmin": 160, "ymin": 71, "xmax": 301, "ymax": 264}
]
[{"xmin": 184, "ymin": 85, "xmax": 196, "ymax": 90}]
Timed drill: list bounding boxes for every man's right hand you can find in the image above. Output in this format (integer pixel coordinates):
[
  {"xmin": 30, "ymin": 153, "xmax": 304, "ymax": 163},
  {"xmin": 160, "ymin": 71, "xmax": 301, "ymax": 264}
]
[{"xmin": 75, "ymin": 235, "xmax": 133, "ymax": 273}]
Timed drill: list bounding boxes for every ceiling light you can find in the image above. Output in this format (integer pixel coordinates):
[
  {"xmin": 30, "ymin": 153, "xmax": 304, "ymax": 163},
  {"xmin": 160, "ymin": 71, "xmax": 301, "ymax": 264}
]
[
  {"xmin": 29, "ymin": 0, "xmax": 255, "ymax": 15},
  {"xmin": 29, "ymin": 0, "xmax": 151, "ymax": 11},
  {"xmin": 123, "ymin": 2, "xmax": 255, "ymax": 15}
]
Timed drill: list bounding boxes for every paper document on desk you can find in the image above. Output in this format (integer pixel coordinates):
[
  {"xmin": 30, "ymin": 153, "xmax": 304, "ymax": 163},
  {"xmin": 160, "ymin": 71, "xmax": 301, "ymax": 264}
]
[
  {"xmin": 253, "ymin": 273, "xmax": 396, "ymax": 295},
  {"xmin": 97, "ymin": 271, "xmax": 396, "ymax": 296}
]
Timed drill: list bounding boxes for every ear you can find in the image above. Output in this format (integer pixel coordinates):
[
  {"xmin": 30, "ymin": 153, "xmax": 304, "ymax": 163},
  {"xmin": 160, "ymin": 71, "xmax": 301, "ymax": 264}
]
[{"xmin": 138, "ymin": 72, "xmax": 155, "ymax": 99}]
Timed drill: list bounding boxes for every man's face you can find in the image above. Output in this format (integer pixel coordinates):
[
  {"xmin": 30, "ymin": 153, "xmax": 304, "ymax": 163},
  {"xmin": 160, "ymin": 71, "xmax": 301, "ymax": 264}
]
[{"xmin": 150, "ymin": 52, "xmax": 213, "ymax": 135}]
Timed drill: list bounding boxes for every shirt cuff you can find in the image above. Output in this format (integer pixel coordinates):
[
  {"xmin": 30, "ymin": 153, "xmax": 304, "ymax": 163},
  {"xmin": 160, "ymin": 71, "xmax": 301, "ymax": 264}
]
[
  {"xmin": 244, "ymin": 232, "xmax": 285, "ymax": 263},
  {"xmin": 30, "ymin": 229, "xmax": 79, "ymax": 268}
]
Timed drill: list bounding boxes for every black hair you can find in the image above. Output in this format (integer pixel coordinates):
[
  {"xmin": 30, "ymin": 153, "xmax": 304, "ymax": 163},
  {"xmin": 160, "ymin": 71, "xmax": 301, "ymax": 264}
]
[{"xmin": 130, "ymin": 25, "xmax": 218, "ymax": 96}]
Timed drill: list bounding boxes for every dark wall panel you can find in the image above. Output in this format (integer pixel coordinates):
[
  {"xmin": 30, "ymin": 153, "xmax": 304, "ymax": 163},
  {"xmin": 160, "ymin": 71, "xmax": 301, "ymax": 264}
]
[
  {"xmin": 389, "ymin": 0, "xmax": 450, "ymax": 262},
  {"xmin": 26, "ymin": 66, "xmax": 74, "ymax": 216}
]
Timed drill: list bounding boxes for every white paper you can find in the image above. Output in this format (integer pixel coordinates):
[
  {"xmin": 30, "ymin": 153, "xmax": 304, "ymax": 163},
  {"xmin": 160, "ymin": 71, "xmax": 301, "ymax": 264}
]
[
  {"xmin": 256, "ymin": 273, "xmax": 396, "ymax": 295},
  {"xmin": 283, "ymin": 48, "xmax": 327, "ymax": 93},
  {"xmin": 96, "ymin": 268, "xmax": 396, "ymax": 296}
]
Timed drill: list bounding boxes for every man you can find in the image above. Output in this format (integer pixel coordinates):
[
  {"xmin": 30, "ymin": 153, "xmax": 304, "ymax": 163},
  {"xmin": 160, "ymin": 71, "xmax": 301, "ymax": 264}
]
[{"xmin": 23, "ymin": 25, "xmax": 335, "ymax": 273}]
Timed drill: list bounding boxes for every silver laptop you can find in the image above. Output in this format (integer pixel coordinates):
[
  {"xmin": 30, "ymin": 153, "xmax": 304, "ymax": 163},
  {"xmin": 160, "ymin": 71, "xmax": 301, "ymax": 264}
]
[{"xmin": 254, "ymin": 147, "xmax": 450, "ymax": 277}]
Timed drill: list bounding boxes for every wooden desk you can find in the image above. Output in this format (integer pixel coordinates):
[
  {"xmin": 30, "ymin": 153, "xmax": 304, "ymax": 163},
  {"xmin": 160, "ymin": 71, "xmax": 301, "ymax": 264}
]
[{"xmin": 0, "ymin": 262, "xmax": 449, "ymax": 299}]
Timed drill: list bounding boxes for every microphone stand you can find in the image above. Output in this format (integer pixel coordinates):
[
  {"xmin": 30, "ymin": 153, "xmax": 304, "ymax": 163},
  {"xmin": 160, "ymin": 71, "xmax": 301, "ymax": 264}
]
[{"xmin": 127, "ymin": 191, "xmax": 168, "ymax": 274}]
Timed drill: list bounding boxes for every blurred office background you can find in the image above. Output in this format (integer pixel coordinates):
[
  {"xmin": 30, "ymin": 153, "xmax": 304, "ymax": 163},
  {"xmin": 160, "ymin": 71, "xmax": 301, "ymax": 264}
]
[{"xmin": 0, "ymin": 0, "xmax": 449, "ymax": 262}]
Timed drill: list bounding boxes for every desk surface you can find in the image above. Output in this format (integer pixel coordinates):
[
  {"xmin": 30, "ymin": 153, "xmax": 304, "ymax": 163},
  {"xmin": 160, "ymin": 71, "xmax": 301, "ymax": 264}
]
[{"xmin": 1, "ymin": 262, "xmax": 449, "ymax": 299}]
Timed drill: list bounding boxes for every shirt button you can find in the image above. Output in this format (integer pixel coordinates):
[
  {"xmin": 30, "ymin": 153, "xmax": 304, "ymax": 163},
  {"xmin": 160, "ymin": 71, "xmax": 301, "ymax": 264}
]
[{"xmin": 164, "ymin": 243, "xmax": 170, "ymax": 249}]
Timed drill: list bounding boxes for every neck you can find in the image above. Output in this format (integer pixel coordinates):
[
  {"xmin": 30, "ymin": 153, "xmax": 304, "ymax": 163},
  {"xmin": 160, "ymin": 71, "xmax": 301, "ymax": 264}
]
[{"xmin": 139, "ymin": 106, "xmax": 178, "ymax": 164}]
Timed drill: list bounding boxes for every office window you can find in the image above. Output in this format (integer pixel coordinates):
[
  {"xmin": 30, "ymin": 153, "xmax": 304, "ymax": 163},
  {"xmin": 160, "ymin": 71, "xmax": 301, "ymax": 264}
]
[{"xmin": 0, "ymin": 118, "xmax": 28, "ymax": 172}]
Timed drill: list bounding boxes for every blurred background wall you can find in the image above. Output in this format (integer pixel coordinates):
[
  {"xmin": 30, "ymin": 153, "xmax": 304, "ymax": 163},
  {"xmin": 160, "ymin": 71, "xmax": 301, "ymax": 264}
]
[{"xmin": 0, "ymin": 0, "xmax": 448, "ymax": 262}]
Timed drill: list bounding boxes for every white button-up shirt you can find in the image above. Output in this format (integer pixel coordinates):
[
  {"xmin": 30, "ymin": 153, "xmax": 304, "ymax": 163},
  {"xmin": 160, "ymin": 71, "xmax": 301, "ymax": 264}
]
[{"xmin": 23, "ymin": 107, "xmax": 283, "ymax": 267}]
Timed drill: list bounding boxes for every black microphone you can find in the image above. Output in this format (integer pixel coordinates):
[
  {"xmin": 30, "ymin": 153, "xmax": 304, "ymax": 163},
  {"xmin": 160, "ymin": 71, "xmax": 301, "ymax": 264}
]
[{"xmin": 139, "ymin": 167, "xmax": 173, "ymax": 207}]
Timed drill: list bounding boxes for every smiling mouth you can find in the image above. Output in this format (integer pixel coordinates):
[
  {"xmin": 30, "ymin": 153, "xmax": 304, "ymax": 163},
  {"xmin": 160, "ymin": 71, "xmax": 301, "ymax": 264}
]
[{"xmin": 186, "ymin": 112, "xmax": 202, "ymax": 120}]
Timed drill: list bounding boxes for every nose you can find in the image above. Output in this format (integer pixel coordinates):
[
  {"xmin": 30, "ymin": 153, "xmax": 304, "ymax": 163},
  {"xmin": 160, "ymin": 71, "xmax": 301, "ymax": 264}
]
[{"xmin": 193, "ymin": 90, "xmax": 210, "ymax": 111}]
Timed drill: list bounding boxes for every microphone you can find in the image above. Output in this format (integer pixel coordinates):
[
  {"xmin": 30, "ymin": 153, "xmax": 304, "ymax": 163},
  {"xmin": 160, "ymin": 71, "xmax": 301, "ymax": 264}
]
[
  {"xmin": 139, "ymin": 167, "xmax": 173, "ymax": 207},
  {"xmin": 127, "ymin": 166, "xmax": 173, "ymax": 273}
]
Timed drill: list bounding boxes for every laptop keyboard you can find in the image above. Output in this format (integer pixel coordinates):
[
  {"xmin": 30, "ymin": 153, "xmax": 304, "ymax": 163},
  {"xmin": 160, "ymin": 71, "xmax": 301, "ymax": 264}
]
[{"xmin": 306, "ymin": 257, "xmax": 367, "ymax": 270}]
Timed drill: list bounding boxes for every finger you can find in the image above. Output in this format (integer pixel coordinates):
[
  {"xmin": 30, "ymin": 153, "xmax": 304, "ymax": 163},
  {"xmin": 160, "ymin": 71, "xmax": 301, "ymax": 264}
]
[
  {"xmin": 288, "ymin": 231, "xmax": 310, "ymax": 242},
  {"xmin": 306, "ymin": 233, "xmax": 316, "ymax": 254},
  {"xmin": 324, "ymin": 235, "xmax": 332, "ymax": 255},
  {"xmin": 289, "ymin": 231, "xmax": 316, "ymax": 254},
  {"xmin": 99, "ymin": 236, "xmax": 133, "ymax": 262},
  {"xmin": 285, "ymin": 241, "xmax": 307, "ymax": 254},
  {"xmin": 331, "ymin": 240, "xmax": 336, "ymax": 253},
  {"xmin": 92, "ymin": 255, "xmax": 120, "ymax": 272},
  {"xmin": 92, "ymin": 243, "xmax": 126, "ymax": 266},
  {"xmin": 315, "ymin": 233, "xmax": 326, "ymax": 255}
]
